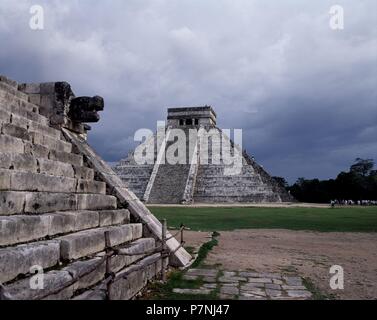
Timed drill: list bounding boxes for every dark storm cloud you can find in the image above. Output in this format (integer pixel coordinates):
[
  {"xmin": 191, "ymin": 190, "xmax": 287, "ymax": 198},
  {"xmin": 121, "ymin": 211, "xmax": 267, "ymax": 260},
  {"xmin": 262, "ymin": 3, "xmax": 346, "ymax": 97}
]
[{"xmin": 0, "ymin": 0, "xmax": 376, "ymax": 183}]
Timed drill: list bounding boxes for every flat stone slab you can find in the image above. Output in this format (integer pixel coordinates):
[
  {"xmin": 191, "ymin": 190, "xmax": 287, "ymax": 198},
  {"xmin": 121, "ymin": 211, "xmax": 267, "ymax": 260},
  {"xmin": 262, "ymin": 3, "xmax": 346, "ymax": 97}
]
[
  {"xmin": 239, "ymin": 272, "xmax": 281, "ymax": 279},
  {"xmin": 265, "ymin": 283, "xmax": 281, "ymax": 290},
  {"xmin": 273, "ymin": 279, "xmax": 283, "ymax": 285},
  {"xmin": 173, "ymin": 288, "xmax": 211, "ymax": 295},
  {"xmin": 202, "ymin": 284, "xmax": 217, "ymax": 289},
  {"xmin": 218, "ymin": 276, "xmax": 246, "ymax": 283},
  {"xmin": 172, "ymin": 269, "xmax": 313, "ymax": 300},
  {"xmin": 220, "ymin": 286, "xmax": 239, "ymax": 295},
  {"xmin": 248, "ymin": 277, "xmax": 272, "ymax": 283},
  {"xmin": 239, "ymin": 292, "xmax": 266, "ymax": 300},
  {"xmin": 222, "ymin": 283, "xmax": 239, "ymax": 287},
  {"xmin": 240, "ymin": 288, "xmax": 266, "ymax": 297},
  {"xmin": 284, "ymin": 276, "xmax": 303, "ymax": 286},
  {"xmin": 266, "ymin": 289, "xmax": 282, "ymax": 297},
  {"xmin": 186, "ymin": 268, "xmax": 218, "ymax": 277},
  {"xmin": 287, "ymin": 290, "xmax": 312, "ymax": 298},
  {"xmin": 241, "ymin": 283, "xmax": 265, "ymax": 289},
  {"xmin": 238, "ymin": 271, "xmax": 262, "ymax": 278},
  {"xmin": 203, "ymin": 276, "xmax": 217, "ymax": 283},
  {"xmin": 282, "ymin": 285, "xmax": 307, "ymax": 290},
  {"xmin": 260, "ymin": 273, "xmax": 282, "ymax": 279}
]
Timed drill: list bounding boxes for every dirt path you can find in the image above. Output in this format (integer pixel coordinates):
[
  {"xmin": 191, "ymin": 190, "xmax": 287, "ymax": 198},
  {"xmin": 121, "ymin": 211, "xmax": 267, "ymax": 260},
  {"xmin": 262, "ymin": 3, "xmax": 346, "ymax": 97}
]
[
  {"xmin": 184, "ymin": 229, "xmax": 377, "ymax": 300},
  {"xmin": 181, "ymin": 230, "xmax": 212, "ymax": 252}
]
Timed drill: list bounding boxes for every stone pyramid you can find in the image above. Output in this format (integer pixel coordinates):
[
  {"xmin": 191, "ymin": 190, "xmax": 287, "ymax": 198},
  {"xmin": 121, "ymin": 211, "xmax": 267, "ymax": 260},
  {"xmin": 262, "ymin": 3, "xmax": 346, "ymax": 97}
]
[
  {"xmin": 0, "ymin": 75, "xmax": 190, "ymax": 300},
  {"xmin": 115, "ymin": 106, "xmax": 293, "ymax": 204}
]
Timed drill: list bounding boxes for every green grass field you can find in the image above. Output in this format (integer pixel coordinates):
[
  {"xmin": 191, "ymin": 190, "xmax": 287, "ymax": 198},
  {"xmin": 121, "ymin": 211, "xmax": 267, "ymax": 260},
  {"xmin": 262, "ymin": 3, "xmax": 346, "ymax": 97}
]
[{"xmin": 148, "ymin": 206, "xmax": 377, "ymax": 232}]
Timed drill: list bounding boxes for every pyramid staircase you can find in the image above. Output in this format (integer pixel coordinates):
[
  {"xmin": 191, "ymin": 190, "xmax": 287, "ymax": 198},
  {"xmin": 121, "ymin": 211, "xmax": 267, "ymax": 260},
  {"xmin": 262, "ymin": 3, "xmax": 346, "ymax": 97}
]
[
  {"xmin": 193, "ymin": 131, "xmax": 282, "ymax": 203},
  {"xmin": 115, "ymin": 123, "xmax": 293, "ymax": 204},
  {"xmin": 147, "ymin": 128, "xmax": 195, "ymax": 204},
  {"xmin": 0, "ymin": 75, "xmax": 190, "ymax": 300}
]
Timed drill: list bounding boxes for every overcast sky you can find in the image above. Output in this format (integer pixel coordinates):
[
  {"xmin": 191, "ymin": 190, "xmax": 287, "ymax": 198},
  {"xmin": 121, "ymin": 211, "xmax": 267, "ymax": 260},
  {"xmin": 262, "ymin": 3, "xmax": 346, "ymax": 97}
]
[{"xmin": 1, "ymin": 0, "xmax": 376, "ymax": 183}]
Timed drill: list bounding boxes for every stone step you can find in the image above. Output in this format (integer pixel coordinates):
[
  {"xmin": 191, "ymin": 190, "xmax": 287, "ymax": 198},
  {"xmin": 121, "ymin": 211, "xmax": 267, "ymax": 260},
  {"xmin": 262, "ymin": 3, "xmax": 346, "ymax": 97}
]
[
  {"xmin": 0, "ymin": 133, "xmax": 25, "ymax": 154},
  {"xmin": 76, "ymin": 179, "xmax": 106, "ymax": 194},
  {"xmin": 0, "ymin": 93, "xmax": 38, "ymax": 114},
  {"xmin": 196, "ymin": 175, "xmax": 260, "ymax": 181},
  {"xmin": 0, "ymin": 81, "xmax": 29, "ymax": 101},
  {"xmin": 1, "ymin": 122, "xmax": 30, "ymax": 141},
  {"xmin": 197, "ymin": 167, "xmax": 254, "ymax": 175},
  {"xmin": 119, "ymin": 177, "xmax": 150, "ymax": 182},
  {"xmin": 71, "ymin": 239, "xmax": 157, "ymax": 300},
  {"xmin": 0, "ymin": 153, "xmax": 95, "ymax": 182},
  {"xmin": 49, "ymin": 149, "xmax": 83, "ymax": 166},
  {"xmin": 62, "ymin": 257, "xmax": 106, "ymax": 292},
  {"xmin": 5, "ymin": 270, "xmax": 75, "ymax": 300},
  {"xmin": 0, "ymin": 96, "xmax": 49, "ymax": 126},
  {"xmin": 73, "ymin": 165, "xmax": 94, "ymax": 180},
  {"xmin": 1, "ymin": 123, "xmax": 68, "ymax": 153},
  {"xmin": 195, "ymin": 181, "xmax": 263, "ymax": 188},
  {"xmin": 10, "ymin": 110, "xmax": 49, "ymax": 127},
  {"xmin": 148, "ymin": 164, "xmax": 191, "ymax": 203},
  {"xmin": 0, "ymin": 103, "xmax": 60, "ymax": 140},
  {"xmin": 195, "ymin": 188, "xmax": 271, "ymax": 195},
  {"xmin": 0, "ymin": 153, "xmax": 38, "ymax": 172},
  {"xmin": 0, "ymin": 240, "xmax": 60, "ymax": 284},
  {"xmin": 109, "ymin": 253, "xmax": 164, "ymax": 300},
  {"xmin": 0, "ymin": 170, "xmax": 105, "ymax": 194},
  {"xmin": 76, "ymin": 194, "xmax": 117, "ymax": 211},
  {"xmin": 0, "ymin": 169, "xmax": 78, "ymax": 193},
  {"xmin": 38, "ymin": 158, "xmax": 75, "ymax": 177},
  {"xmin": 72, "ymin": 285, "xmax": 106, "ymax": 300},
  {"xmin": 2, "ymin": 237, "xmax": 157, "ymax": 300},
  {"xmin": 0, "ymin": 191, "xmax": 117, "ymax": 215},
  {"xmin": 0, "ymin": 75, "xmax": 18, "ymax": 89},
  {"xmin": 0, "ymin": 209, "xmax": 130, "ymax": 247},
  {"xmin": 58, "ymin": 223, "xmax": 143, "ymax": 260},
  {"xmin": 28, "ymin": 120, "xmax": 61, "ymax": 139},
  {"xmin": 0, "ymin": 109, "xmax": 10, "ymax": 125},
  {"xmin": 98, "ymin": 209, "xmax": 130, "ymax": 227},
  {"xmin": 194, "ymin": 194, "xmax": 280, "ymax": 203},
  {"xmin": 108, "ymin": 238, "xmax": 155, "ymax": 274},
  {"xmin": 0, "ymin": 133, "xmax": 76, "ymax": 158}
]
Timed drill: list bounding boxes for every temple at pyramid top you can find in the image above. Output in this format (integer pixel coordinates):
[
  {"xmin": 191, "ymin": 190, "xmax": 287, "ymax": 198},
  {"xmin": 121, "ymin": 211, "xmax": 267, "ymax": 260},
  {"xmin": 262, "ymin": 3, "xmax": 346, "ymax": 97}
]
[{"xmin": 167, "ymin": 106, "xmax": 217, "ymax": 127}]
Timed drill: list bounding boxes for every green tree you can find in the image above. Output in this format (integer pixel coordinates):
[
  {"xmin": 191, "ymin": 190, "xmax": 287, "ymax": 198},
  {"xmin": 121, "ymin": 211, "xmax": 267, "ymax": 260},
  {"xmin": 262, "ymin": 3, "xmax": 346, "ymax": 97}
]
[
  {"xmin": 272, "ymin": 176, "xmax": 288, "ymax": 188},
  {"xmin": 350, "ymin": 158, "xmax": 374, "ymax": 176}
]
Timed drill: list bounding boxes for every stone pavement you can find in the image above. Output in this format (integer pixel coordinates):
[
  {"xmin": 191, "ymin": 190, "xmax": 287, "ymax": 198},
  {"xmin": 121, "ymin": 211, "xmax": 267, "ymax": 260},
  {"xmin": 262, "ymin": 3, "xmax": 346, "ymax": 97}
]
[{"xmin": 172, "ymin": 268, "xmax": 313, "ymax": 300}]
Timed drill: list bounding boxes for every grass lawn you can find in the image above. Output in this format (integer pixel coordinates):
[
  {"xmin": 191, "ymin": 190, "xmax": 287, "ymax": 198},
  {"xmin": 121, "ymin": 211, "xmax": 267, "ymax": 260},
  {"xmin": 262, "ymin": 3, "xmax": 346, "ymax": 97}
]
[{"xmin": 148, "ymin": 206, "xmax": 377, "ymax": 232}]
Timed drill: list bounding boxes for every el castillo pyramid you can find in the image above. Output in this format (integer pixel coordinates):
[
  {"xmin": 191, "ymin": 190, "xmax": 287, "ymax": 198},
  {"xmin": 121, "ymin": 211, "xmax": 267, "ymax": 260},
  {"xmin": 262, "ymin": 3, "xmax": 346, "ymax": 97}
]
[{"xmin": 114, "ymin": 106, "xmax": 293, "ymax": 204}]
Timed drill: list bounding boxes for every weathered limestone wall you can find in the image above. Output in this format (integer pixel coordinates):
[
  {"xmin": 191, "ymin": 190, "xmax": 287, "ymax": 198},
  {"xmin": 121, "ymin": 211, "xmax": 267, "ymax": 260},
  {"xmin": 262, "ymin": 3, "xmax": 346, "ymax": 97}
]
[{"xmin": 0, "ymin": 75, "xmax": 189, "ymax": 300}]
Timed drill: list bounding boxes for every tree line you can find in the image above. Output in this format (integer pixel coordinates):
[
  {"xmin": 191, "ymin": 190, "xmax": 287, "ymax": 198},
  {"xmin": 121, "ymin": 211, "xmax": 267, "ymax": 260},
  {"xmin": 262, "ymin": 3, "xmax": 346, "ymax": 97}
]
[{"xmin": 273, "ymin": 158, "xmax": 377, "ymax": 203}]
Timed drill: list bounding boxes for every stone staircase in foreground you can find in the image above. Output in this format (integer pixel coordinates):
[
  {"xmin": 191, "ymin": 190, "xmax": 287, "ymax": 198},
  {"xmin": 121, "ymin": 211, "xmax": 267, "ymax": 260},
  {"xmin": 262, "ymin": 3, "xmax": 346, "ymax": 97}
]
[{"xmin": 0, "ymin": 75, "xmax": 185, "ymax": 300}]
